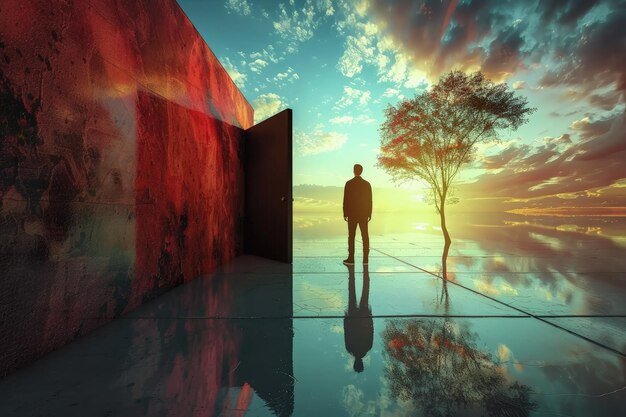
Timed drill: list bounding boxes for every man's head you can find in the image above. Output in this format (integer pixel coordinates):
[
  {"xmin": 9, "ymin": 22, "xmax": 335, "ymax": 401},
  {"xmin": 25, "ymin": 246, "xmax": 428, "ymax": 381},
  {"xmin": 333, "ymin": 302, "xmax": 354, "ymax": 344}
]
[
  {"xmin": 353, "ymin": 164, "xmax": 363, "ymax": 176},
  {"xmin": 353, "ymin": 357, "xmax": 364, "ymax": 373}
]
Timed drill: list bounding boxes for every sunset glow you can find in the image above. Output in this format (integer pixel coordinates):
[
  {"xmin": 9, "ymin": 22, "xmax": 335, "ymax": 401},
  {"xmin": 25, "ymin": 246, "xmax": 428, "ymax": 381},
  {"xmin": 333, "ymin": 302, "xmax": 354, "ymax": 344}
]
[{"xmin": 180, "ymin": 0, "xmax": 626, "ymax": 214}]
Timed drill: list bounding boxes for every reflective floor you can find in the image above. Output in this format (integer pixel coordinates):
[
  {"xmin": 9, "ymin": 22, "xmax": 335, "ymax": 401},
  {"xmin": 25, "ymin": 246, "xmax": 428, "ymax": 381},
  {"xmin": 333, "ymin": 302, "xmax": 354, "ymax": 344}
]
[{"xmin": 1, "ymin": 212, "xmax": 625, "ymax": 416}]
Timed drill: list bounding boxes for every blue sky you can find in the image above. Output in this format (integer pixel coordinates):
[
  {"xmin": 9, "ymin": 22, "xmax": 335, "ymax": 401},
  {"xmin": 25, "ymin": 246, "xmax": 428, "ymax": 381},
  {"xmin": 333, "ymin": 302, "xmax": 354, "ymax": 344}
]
[{"xmin": 177, "ymin": 0, "xmax": 626, "ymax": 211}]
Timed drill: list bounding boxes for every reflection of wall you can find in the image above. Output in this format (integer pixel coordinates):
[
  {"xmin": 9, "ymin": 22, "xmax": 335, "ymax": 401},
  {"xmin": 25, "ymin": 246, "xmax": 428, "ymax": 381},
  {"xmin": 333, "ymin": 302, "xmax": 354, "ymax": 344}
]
[
  {"xmin": 233, "ymin": 272, "xmax": 295, "ymax": 417},
  {"xmin": 0, "ymin": 264, "xmax": 295, "ymax": 416},
  {"xmin": 0, "ymin": 0, "xmax": 252, "ymax": 376}
]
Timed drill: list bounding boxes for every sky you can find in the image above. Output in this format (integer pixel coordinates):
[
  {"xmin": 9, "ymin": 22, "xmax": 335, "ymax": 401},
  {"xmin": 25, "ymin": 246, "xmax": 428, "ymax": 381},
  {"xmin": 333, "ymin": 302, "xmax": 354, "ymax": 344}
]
[{"xmin": 177, "ymin": 0, "xmax": 626, "ymax": 213}]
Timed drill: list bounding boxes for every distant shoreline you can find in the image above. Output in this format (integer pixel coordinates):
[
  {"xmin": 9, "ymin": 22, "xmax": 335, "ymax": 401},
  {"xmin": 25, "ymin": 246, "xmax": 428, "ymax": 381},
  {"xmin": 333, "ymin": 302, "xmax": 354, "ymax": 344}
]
[{"xmin": 506, "ymin": 207, "xmax": 626, "ymax": 217}]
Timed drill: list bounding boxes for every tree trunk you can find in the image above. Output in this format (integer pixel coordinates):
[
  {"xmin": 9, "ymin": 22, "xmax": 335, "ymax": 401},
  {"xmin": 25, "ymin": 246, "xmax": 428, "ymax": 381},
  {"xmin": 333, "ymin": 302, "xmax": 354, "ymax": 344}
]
[
  {"xmin": 439, "ymin": 199, "xmax": 451, "ymax": 245},
  {"xmin": 441, "ymin": 239, "xmax": 451, "ymax": 280}
]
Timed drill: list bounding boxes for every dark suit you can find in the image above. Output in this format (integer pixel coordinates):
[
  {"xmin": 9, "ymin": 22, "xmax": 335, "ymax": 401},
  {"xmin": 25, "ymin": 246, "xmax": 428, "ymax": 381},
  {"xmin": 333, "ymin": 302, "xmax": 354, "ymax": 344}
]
[{"xmin": 343, "ymin": 176, "xmax": 372, "ymax": 260}]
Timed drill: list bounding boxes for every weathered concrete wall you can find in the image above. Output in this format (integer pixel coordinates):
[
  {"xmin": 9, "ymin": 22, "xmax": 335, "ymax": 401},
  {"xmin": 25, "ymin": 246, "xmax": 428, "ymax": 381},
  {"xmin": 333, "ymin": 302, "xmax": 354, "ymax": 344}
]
[{"xmin": 0, "ymin": 0, "xmax": 252, "ymax": 376}]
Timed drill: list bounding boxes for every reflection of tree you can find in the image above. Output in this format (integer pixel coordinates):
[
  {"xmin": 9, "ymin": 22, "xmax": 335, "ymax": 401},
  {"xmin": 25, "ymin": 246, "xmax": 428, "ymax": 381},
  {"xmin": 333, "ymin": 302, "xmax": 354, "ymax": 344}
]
[
  {"xmin": 439, "ymin": 240, "xmax": 451, "ymax": 310},
  {"xmin": 383, "ymin": 317, "xmax": 536, "ymax": 417}
]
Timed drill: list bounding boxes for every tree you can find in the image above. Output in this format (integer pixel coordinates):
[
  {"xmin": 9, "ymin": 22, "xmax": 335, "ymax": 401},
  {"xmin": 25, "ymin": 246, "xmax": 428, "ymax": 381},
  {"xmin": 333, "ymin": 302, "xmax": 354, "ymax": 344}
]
[{"xmin": 378, "ymin": 71, "xmax": 534, "ymax": 244}]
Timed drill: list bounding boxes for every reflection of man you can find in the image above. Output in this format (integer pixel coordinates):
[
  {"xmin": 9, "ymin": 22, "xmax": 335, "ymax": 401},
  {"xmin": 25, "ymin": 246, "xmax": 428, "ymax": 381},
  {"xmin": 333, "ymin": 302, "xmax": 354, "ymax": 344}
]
[
  {"xmin": 344, "ymin": 264, "xmax": 373, "ymax": 373},
  {"xmin": 343, "ymin": 164, "xmax": 372, "ymax": 265}
]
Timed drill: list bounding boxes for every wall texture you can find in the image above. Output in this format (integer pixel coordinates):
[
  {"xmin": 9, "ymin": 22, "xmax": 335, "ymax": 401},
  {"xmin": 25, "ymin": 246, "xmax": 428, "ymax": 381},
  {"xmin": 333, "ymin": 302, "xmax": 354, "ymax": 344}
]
[{"xmin": 0, "ymin": 0, "xmax": 253, "ymax": 376}]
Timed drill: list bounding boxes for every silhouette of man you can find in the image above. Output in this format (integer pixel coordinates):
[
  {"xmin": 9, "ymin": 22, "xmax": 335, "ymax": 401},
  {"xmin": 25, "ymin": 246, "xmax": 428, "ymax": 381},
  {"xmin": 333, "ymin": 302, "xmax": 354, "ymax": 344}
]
[
  {"xmin": 343, "ymin": 164, "xmax": 372, "ymax": 265},
  {"xmin": 344, "ymin": 264, "xmax": 373, "ymax": 373}
]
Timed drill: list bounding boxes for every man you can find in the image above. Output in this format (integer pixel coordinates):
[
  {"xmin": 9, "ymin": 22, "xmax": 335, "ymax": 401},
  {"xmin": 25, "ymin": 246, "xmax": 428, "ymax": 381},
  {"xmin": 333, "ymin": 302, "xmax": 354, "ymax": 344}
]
[{"xmin": 343, "ymin": 164, "xmax": 372, "ymax": 265}]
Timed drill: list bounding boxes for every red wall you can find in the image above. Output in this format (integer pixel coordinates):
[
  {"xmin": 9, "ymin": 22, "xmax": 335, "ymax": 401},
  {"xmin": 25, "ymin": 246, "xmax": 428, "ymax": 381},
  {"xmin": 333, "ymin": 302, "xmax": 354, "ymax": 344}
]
[{"xmin": 0, "ymin": 0, "xmax": 252, "ymax": 375}]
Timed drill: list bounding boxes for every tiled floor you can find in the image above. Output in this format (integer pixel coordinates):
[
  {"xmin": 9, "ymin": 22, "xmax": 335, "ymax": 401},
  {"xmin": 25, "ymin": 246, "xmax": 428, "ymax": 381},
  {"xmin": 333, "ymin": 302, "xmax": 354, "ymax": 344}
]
[{"xmin": 1, "ymin": 214, "xmax": 625, "ymax": 416}]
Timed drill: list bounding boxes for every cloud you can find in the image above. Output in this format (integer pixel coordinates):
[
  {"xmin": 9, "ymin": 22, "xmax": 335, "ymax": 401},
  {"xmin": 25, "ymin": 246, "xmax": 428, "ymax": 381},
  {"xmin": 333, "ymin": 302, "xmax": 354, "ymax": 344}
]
[
  {"xmin": 547, "ymin": 134, "xmax": 572, "ymax": 145},
  {"xmin": 221, "ymin": 57, "xmax": 247, "ymax": 89},
  {"xmin": 570, "ymin": 117, "xmax": 612, "ymax": 140},
  {"xmin": 334, "ymin": 2, "xmax": 430, "ymax": 90},
  {"xmin": 379, "ymin": 52, "xmax": 408, "ymax": 84},
  {"xmin": 317, "ymin": 0, "xmax": 335, "ymax": 16},
  {"xmin": 273, "ymin": 1, "xmax": 317, "ymax": 45},
  {"xmin": 512, "ymin": 81, "xmax": 526, "ymax": 90},
  {"xmin": 382, "ymin": 88, "xmax": 399, "ymax": 97},
  {"xmin": 269, "ymin": 0, "xmax": 350, "ymax": 55},
  {"xmin": 329, "ymin": 114, "xmax": 376, "ymax": 126},
  {"xmin": 249, "ymin": 46, "xmax": 279, "ymax": 64},
  {"xmin": 535, "ymin": 0, "xmax": 599, "ymax": 27},
  {"xmin": 224, "ymin": 0, "xmax": 251, "ymax": 16},
  {"xmin": 249, "ymin": 58, "xmax": 269, "ymax": 73},
  {"xmin": 272, "ymin": 67, "xmax": 299, "ymax": 85},
  {"xmin": 465, "ymin": 113, "xmax": 626, "ymax": 201},
  {"xmin": 538, "ymin": 4, "xmax": 626, "ymax": 99},
  {"xmin": 481, "ymin": 22, "xmax": 527, "ymax": 80},
  {"xmin": 574, "ymin": 115, "xmax": 626, "ymax": 161},
  {"xmin": 294, "ymin": 196, "xmax": 341, "ymax": 211},
  {"xmin": 355, "ymin": 114, "xmax": 376, "ymax": 124},
  {"xmin": 334, "ymin": 86, "xmax": 371, "ymax": 109},
  {"xmin": 252, "ymin": 93, "xmax": 285, "ymax": 123},
  {"xmin": 479, "ymin": 144, "xmax": 531, "ymax": 170},
  {"xmin": 337, "ymin": 35, "xmax": 375, "ymax": 77},
  {"xmin": 330, "ymin": 115, "xmax": 353, "ymax": 124},
  {"xmin": 549, "ymin": 110, "xmax": 579, "ymax": 118},
  {"xmin": 296, "ymin": 125, "xmax": 348, "ymax": 155},
  {"xmin": 570, "ymin": 117, "xmax": 591, "ymax": 131},
  {"xmin": 366, "ymin": 0, "xmax": 498, "ymax": 79},
  {"xmin": 359, "ymin": 0, "xmax": 611, "ymax": 86},
  {"xmin": 589, "ymin": 91, "xmax": 621, "ymax": 111}
]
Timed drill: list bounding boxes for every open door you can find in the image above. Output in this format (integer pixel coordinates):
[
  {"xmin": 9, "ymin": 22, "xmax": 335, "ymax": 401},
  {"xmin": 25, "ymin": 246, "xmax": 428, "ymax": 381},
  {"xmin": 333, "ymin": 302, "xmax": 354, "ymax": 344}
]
[{"xmin": 244, "ymin": 109, "xmax": 292, "ymax": 263}]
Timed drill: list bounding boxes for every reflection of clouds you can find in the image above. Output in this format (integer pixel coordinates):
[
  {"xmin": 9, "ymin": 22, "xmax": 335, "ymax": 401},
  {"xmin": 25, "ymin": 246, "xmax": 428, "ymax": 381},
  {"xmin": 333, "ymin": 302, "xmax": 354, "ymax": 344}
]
[
  {"xmin": 342, "ymin": 382, "xmax": 418, "ymax": 417},
  {"xmin": 413, "ymin": 222, "xmax": 429, "ymax": 231},
  {"xmin": 294, "ymin": 281, "xmax": 344, "ymax": 314},
  {"xmin": 529, "ymin": 232, "xmax": 563, "ymax": 250},
  {"xmin": 451, "ymin": 215, "xmax": 626, "ymax": 315},
  {"xmin": 293, "ymin": 212, "xmax": 444, "ymax": 240},
  {"xmin": 342, "ymin": 384, "xmax": 377, "ymax": 417},
  {"xmin": 495, "ymin": 345, "xmax": 526, "ymax": 376},
  {"xmin": 497, "ymin": 344, "xmax": 512, "ymax": 361},
  {"xmin": 540, "ymin": 350, "xmax": 626, "ymax": 414},
  {"xmin": 330, "ymin": 325, "xmax": 344, "ymax": 334},
  {"xmin": 374, "ymin": 266, "xmax": 411, "ymax": 273},
  {"xmin": 474, "ymin": 279, "xmax": 519, "ymax": 296}
]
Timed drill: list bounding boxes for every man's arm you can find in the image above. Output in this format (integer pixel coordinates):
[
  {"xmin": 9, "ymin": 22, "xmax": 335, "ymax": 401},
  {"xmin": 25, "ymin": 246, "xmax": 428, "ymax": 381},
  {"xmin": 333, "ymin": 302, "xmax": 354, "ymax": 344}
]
[
  {"xmin": 343, "ymin": 182, "xmax": 348, "ymax": 221},
  {"xmin": 367, "ymin": 182, "xmax": 372, "ymax": 221}
]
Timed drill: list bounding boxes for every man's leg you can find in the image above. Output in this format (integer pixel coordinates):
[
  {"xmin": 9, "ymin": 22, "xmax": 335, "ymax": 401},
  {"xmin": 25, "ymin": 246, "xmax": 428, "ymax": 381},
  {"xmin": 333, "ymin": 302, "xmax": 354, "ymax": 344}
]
[
  {"xmin": 359, "ymin": 219, "xmax": 370, "ymax": 263},
  {"xmin": 347, "ymin": 218, "xmax": 358, "ymax": 261}
]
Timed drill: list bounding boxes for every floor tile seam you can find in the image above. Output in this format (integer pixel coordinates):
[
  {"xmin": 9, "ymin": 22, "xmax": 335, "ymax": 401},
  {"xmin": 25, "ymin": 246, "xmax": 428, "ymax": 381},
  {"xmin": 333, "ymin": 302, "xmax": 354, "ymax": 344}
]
[
  {"xmin": 214, "ymin": 270, "xmax": 430, "ymax": 275},
  {"xmin": 105, "ymin": 314, "xmax": 533, "ymax": 320},
  {"xmin": 369, "ymin": 245, "xmax": 626, "ymax": 358},
  {"xmin": 221, "ymin": 270, "xmax": 626, "ymax": 275},
  {"xmin": 48, "ymin": 313, "xmax": 626, "ymax": 319},
  {"xmin": 292, "ymin": 255, "xmax": 588, "ymax": 258}
]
